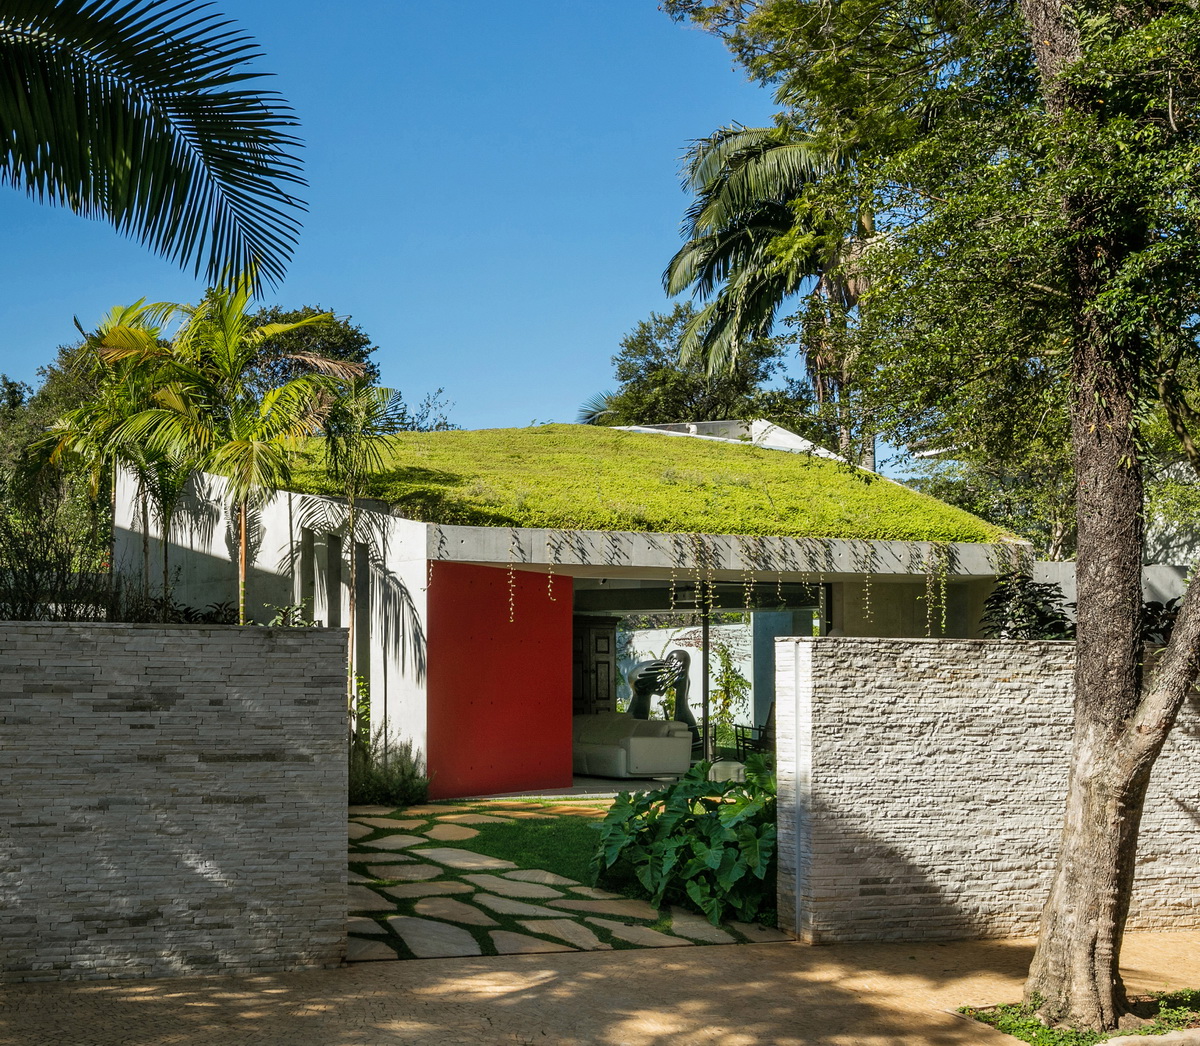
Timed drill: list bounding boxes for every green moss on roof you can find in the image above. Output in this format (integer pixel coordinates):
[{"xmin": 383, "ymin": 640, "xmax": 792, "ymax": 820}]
[{"xmin": 290, "ymin": 424, "xmax": 1010, "ymax": 543}]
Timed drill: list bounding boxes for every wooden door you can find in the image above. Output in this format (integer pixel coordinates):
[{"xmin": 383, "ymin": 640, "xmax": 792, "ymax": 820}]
[{"xmin": 572, "ymin": 615, "xmax": 618, "ymax": 715}]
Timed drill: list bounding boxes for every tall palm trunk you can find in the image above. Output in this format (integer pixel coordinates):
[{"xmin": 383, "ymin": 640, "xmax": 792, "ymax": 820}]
[
  {"xmin": 139, "ymin": 482, "xmax": 150, "ymax": 599},
  {"xmin": 160, "ymin": 504, "xmax": 172, "ymax": 620},
  {"xmin": 347, "ymin": 493, "xmax": 358, "ymax": 703},
  {"xmin": 238, "ymin": 499, "xmax": 248, "ymax": 625}
]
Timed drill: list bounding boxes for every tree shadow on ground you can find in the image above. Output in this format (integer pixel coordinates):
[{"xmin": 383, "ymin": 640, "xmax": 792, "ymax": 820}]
[{"xmin": 0, "ymin": 937, "xmax": 1044, "ymax": 1046}]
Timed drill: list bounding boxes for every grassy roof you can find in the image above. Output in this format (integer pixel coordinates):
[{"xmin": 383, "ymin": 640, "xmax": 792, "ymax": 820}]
[{"xmin": 289, "ymin": 424, "xmax": 1010, "ymax": 543}]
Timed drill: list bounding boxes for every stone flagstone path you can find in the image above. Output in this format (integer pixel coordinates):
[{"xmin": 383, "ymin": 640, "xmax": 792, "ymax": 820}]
[{"xmin": 346, "ymin": 800, "xmax": 789, "ymax": 961}]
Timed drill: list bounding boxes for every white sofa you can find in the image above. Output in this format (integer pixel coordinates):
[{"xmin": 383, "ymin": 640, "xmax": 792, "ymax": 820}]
[{"xmin": 571, "ymin": 713, "xmax": 692, "ymax": 779}]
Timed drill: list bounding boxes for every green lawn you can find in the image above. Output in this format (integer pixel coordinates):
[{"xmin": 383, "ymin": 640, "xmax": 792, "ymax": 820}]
[{"xmin": 436, "ymin": 812, "xmax": 602, "ymax": 885}]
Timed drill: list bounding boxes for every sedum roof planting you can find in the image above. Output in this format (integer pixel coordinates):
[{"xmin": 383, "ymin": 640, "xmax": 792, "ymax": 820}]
[{"xmin": 290, "ymin": 424, "xmax": 1010, "ymax": 544}]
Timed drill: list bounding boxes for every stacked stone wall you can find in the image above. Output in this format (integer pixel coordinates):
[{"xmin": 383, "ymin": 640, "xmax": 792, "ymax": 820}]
[
  {"xmin": 775, "ymin": 637, "xmax": 1200, "ymax": 943},
  {"xmin": 0, "ymin": 623, "xmax": 347, "ymax": 981}
]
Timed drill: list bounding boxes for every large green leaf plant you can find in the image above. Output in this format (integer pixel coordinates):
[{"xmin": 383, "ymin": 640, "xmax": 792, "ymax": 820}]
[{"xmin": 592, "ymin": 755, "xmax": 777, "ymax": 926}]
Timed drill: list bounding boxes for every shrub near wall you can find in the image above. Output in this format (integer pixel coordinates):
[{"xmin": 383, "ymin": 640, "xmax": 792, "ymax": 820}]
[
  {"xmin": 775, "ymin": 637, "xmax": 1200, "ymax": 944},
  {"xmin": 0, "ymin": 623, "xmax": 347, "ymax": 982}
]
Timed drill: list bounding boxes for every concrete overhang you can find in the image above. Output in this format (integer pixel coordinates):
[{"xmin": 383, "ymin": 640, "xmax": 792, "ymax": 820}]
[{"xmin": 418, "ymin": 520, "xmax": 1028, "ymax": 584}]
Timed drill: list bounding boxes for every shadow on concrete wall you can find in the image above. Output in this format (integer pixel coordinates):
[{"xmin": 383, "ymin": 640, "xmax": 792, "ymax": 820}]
[
  {"xmin": 790, "ymin": 795, "xmax": 1052, "ymax": 946},
  {"xmin": 294, "ymin": 497, "xmax": 426, "ymax": 685}
]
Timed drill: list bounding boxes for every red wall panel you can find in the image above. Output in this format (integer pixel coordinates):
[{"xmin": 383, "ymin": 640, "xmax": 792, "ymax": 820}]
[{"xmin": 425, "ymin": 561, "xmax": 574, "ymax": 799}]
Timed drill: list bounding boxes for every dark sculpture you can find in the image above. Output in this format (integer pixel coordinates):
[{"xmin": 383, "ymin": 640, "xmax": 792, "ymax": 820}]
[
  {"xmin": 625, "ymin": 651, "xmax": 700, "ymax": 743},
  {"xmin": 663, "ymin": 649, "xmax": 700, "ymax": 743},
  {"xmin": 626, "ymin": 659, "xmax": 667, "ymax": 720}
]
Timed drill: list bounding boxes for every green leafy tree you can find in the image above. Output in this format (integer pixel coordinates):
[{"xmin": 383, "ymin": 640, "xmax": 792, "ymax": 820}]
[
  {"xmin": 668, "ymin": 0, "xmax": 1200, "ymax": 1029},
  {"xmin": 578, "ymin": 302, "xmax": 816, "ymax": 434},
  {"xmin": 0, "ymin": 0, "xmax": 305, "ymax": 288},
  {"xmin": 94, "ymin": 282, "xmax": 359, "ymax": 623},
  {"xmin": 909, "ymin": 409, "xmax": 1077, "ymax": 560},
  {"xmin": 44, "ymin": 302, "xmax": 181, "ymax": 601},
  {"xmin": 248, "ymin": 306, "xmax": 381, "ymax": 390}
]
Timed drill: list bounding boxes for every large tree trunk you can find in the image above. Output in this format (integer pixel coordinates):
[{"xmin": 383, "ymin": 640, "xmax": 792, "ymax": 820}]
[{"xmin": 1018, "ymin": 0, "xmax": 1200, "ymax": 1028}]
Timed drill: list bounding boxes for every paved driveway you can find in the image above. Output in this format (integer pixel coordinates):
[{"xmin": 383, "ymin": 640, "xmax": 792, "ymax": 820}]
[{"xmin": 5, "ymin": 932, "xmax": 1200, "ymax": 1045}]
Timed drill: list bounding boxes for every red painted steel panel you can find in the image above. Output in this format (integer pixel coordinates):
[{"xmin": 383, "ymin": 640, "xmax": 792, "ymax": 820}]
[{"xmin": 425, "ymin": 561, "xmax": 574, "ymax": 799}]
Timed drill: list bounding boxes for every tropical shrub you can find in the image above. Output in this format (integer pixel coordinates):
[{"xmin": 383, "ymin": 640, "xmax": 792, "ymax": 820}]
[
  {"xmin": 348, "ymin": 729, "xmax": 428, "ymax": 807},
  {"xmin": 979, "ymin": 572, "xmax": 1075, "ymax": 640},
  {"xmin": 592, "ymin": 755, "xmax": 776, "ymax": 925}
]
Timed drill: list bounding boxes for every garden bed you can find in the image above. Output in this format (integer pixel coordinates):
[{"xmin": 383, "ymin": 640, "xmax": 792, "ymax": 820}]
[{"xmin": 960, "ymin": 991, "xmax": 1200, "ymax": 1044}]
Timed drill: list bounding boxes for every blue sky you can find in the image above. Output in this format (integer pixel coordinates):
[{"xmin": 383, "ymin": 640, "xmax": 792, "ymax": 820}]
[{"xmin": 0, "ymin": 2, "xmax": 779, "ymax": 429}]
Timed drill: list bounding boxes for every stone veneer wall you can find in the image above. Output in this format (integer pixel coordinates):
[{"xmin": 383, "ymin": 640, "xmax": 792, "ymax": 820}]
[
  {"xmin": 775, "ymin": 637, "xmax": 1200, "ymax": 943},
  {"xmin": 0, "ymin": 623, "xmax": 347, "ymax": 982}
]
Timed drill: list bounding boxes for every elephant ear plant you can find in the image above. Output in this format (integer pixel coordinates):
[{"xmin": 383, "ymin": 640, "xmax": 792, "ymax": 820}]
[{"xmin": 591, "ymin": 755, "xmax": 777, "ymax": 926}]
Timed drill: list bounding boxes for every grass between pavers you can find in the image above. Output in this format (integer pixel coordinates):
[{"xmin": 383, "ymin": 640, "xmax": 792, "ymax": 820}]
[
  {"xmin": 347, "ymin": 801, "xmax": 763, "ymax": 956},
  {"xmin": 419, "ymin": 810, "xmax": 602, "ymax": 885},
  {"xmin": 960, "ymin": 991, "xmax": 1200, "ymax": 1044},
  {"xmin": 348, "ymin": 803, "xmax": 640, "ymax": 956}
]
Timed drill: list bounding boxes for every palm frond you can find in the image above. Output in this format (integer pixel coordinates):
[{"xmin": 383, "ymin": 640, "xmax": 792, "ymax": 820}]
[
  {"xmin": 576, "ymin": 390, "xmax": 617, "ymax": 425},
  {"xmin": 0, "ymin": 0, "xmax": 305, "ymax": 289}
]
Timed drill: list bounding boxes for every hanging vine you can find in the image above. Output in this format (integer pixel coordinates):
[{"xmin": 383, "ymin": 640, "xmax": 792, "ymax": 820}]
[
  {"xmin": 427, "ymin": 523, "xmax": 445, "ymax": 590},
  {"xmin": 740, "ymin": 536, "xmax": 758, "ymax": 615},
  {"xmin": 775, "ymin": 537, "xmax": 786, "ymax": 608},
  {"xmin": 669, "ymin": 534, "xmax": 684, "ymax": 612},
  {"xmin": 545, "ymin": 530, "xmax": 559, "ymax": 602},
  {"xmin": 924, "ymin": 541, "xmax": 950, "ymax": 637},
  {"xmin": 817, "ymin": 572, "xmax": 827, "ymax": 636},
  {"xmin": 857, "ymin": 541, "xmax": 877, "ymax": 624},
  {"xmin": 689, "ymin": 532, "xmax": 705, "ymax": 613},
  {"xmin": 507, "ymin": 527, "xmax": 519, "ymax": 623}
]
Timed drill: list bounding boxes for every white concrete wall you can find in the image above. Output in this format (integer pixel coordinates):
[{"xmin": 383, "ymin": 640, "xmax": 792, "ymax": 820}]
[
  {"xmin": 114, "ymin": 469, "xmax": 431, "ymax": 758},
  {"xmin": 1033, "ymin": 561, "xmax": 1191, "ymax": 616}
]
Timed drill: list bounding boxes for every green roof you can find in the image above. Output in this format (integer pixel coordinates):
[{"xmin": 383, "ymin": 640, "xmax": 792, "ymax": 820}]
[{"xmin": 290, "ymin": 424, "xmax": 1009, "ymax": 543}]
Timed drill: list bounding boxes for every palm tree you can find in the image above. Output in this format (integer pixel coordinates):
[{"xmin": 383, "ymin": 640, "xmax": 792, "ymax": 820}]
[
  {"xmin": 323, "ymin": 379, "xmax": 409, "ymax": 725},
  {"xmin": 0, "ymin": 0, "xmax": 304, "ymax": 288},
  {"xmin": 576, "ymin": 390, "xmax": 617, "ymax": 425},
  {"xmin": 665, "ymin": 124, "xmax": 875, "ymax": 463},
  {"xmin": 97, "ymin": 282, "xmax": 361, "ymax": 623},
  {"xmin": 43, "ymin": 301, "xmax": 183, "ymax": 605}
]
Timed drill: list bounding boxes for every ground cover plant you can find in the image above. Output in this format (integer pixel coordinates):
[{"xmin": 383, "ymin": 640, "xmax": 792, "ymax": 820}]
[
  {"xmin": 961, "ymin": 990, "xmax": 1200, "ymax": 1044},
  {"xmin": 348, "ymin": 731, "xmax": 428, "ymax": 807},
  {"xmin": 592, "ymin": 756, "xmax": 777, "ymax": 926},
  {"xmin": 289, "ymin": 423, "xmax": 1007, "ymax": 542}
]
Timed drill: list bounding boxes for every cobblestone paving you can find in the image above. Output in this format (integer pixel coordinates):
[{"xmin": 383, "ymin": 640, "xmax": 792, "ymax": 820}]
[{"xmin": 345, "ymin": 801, "xmax": 789, "ymax": 960}]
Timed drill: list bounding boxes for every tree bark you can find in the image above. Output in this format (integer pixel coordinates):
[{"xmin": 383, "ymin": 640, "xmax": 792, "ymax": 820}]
[
  {"xmin": 347, "ymin": 495, "xmax": 360, "ymax": 739},
  {"xmin": 140, "ymin": 482, "xmax": 150, "ymax": 599},
  {"xmin": 161, "ymin": 512, "xmax": 170, "ymax": 621},
  {"xmin": 238, "ymin": 499, "xmax": 248, "ymax": 626},
  {"xmin": 1018, "ymin": 0, "xmax": 1200, "ymax": 1028}
]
